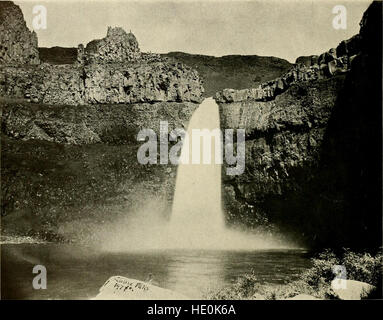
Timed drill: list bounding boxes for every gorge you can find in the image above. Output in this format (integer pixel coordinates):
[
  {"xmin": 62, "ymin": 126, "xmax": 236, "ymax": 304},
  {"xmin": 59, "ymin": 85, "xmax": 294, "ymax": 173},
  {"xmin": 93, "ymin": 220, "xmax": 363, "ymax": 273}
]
[
  {"xmin": 214, "ymin": 1, "xmax": 382, "ymax": 249},
  {"xmin": 0, "ymin": 0, "xmax": 381, "ymax": 252}
]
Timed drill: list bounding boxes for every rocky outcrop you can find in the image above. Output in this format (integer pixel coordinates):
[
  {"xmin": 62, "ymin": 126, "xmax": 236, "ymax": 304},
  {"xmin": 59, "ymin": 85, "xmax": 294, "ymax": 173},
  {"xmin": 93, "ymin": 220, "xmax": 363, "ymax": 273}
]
[
  {"xmin": 216, "ymin": 36, "xmax": 358, "ymax": 104},
  {"xmin": 1, "ymin": 61, "xmax": 203, "ymax": 105},
  {"xmin": 295, "ymin": 35, "xmax": 360, "ymax": 69},
  {"xmin": 162, "ymin": 53, "xmax": 292, "ymax": 97},
  {"xmin": 215, "ymin": 64, "xmax": 321, "ymax": 103},
  {"xmin": 82, "ymin": 62, "xmax": 203, "ymax": 104},
  {"xmin": 217, "ymin": 76, "xmax": 345, "ymax": 234},
  {"xmin": 295, "ymin": 55, "xmax": 319, "ymax": 67},
  {"xmin": 79, "ymin": 27, "xmax": 141, "ymax": 64},
  {"xmin": 0, "ymin": 1, "xmax": 39, "ymax": 65},
  {"xmin": 1, "ymin": 100, "xmax": 198, "ymax": 145},
  {"xmin": 0, "ymin": 1, "xmax": 203, "ymax": 242},
  {"xmin": 0, "ymin": 4, "xmax": 204, "ymax": 105},
  {"xmin": 214, "ymin": 1, "xmax": 382, "ymax": 248}
]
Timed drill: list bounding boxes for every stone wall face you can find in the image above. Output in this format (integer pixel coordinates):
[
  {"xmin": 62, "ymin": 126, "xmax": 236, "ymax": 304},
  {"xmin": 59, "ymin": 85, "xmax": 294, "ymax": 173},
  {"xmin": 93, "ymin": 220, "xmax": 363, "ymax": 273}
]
[
  {"xmin": 0, "ymin": 1, "xmax": 204, "ymax": 242},
  {"xmin": 215, "ymin": 36, "xmax": 358, "ymax": 105},
  {"xmin": 215, "ymin": 64, "xmax": 322, "ymax": 103},
  {"xmin": 0, "ymin": 1, "xmax": 39, "ymax": 65},
  {"xmin": 0, "ymin": 4, "xmax": 204, "ymax": 106},
  {"xmin": 0, "ymin": 64, "xmax": 85, "ymax": 104},
  {"xmin": 218, "ymin": 76, "xmax": 345, "ymax": 233},
  {"xmin": 0, "ymin": 97, "xmax": 199, "ymax": 241},
  {"xmin": 0, "ymin": 61, "xmax": 204, "ymax": 105},
  {"xmin": 1, "ymin": 100, "xmax": 199, "ymax": 145},
  {"xmin": 214, "ymin": 1, "xmax": 382, "ymax": 248},
  {"xmin": 83, "ymin": 62, "xmax": 203, "ymax": 104}
]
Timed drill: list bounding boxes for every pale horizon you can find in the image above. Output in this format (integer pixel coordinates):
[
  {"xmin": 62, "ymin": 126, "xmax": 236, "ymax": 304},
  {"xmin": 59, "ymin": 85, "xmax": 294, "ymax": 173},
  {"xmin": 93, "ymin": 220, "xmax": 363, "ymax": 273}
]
[{"xmin": 16, "ymin": 0, "xmax": 371, "ymax": 62}]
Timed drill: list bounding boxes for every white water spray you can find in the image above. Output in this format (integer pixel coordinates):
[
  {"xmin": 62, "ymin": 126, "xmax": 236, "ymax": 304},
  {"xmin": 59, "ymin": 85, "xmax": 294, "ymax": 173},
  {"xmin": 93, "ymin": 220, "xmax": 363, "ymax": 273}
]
[
  {"xmin": 170, "ymin": 97, "xmax": 225, "ymax": 245},
  {"xmin": 167, "ymin": 97, "xmax": 291, "ymax": 250},
  {"xmin": 97, "ymin": 98, "xmax": 295, "ymax": 251}
]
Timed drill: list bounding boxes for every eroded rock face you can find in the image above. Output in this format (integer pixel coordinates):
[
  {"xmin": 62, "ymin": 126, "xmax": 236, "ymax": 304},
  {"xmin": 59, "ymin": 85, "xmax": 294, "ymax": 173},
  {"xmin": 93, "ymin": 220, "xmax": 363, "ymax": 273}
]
[
  {"xmin": 1, "ymin": 100, "xmax": 198, "ymax": 145},
  {"xmin": 81, "ymin": 27, "xmax": 141, "ymax": 64},
  {"xmin": 215, "ymin": 64, "xmax": 321, "ymax": 103},
  {"xmin": 82, "ymin": 62, "xmax": 203, "ymax": 104},
  {"xmin": 0, "ymin": 1, "xmax": 39, "ymax": 65},
  {"xmin": 0, "ymin": 3, "xmax": 204, "ymax": 105},
  {"xmin": 0, "ymin": 23, "xmax": 204, "ymax": 105},
  {"xmin": 215, "ymin": 1, "xmax": 382, "ymax": 248},
  {"xmin": 218, "ymin": 77, "xmax": 345, "ymax": 233},
  {"xmin": 1, "ymin": 61, "xmax": 204, "ymax": 105},
  {"xmin": 0, "ymin": 97, "xmax": 199, "ymax": 241},
  {"xmin": 216, "ymin": 35, "xmax": 359, "ymax": 105},
  {"xmin": 0, "ymin": 1, "xmax": 204, "ymax": 242}
]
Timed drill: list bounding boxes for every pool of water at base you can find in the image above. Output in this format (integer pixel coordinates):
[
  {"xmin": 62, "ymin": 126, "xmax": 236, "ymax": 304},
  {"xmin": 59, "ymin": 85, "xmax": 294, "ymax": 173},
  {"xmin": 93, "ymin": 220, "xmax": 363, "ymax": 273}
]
[{"xmin": 1, "ymin": 244, "xmax": 313, "ymax": 299}]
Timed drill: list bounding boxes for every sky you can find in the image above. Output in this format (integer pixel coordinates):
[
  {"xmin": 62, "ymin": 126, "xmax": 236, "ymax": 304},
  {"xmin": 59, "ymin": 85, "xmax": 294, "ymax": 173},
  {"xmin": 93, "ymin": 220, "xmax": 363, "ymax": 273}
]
[{"xmin": 15, "ymin": 0, "xmax": 372, "ymax": 63}]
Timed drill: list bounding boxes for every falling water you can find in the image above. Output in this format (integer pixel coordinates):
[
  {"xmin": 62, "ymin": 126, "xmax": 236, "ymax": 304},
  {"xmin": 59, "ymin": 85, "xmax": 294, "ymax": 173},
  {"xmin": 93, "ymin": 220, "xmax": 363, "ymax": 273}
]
[
  {"xmin": 167, "ymin": 97, "xmax": 294, "ymax": 250},
  {"xmin": 171, "ymin": 97, "xmax": 225, "ymax": 244},
  {"xmin": 97, "ymin": 98, "xmax": 295, "ymax": 251}
]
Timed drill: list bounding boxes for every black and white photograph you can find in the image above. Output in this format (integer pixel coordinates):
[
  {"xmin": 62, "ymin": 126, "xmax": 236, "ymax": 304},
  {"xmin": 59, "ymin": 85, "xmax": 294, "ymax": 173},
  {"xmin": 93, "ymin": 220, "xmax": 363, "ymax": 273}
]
[{"xmin": 0, "ymin": 0, "xmax": 382, "ymax": 306}]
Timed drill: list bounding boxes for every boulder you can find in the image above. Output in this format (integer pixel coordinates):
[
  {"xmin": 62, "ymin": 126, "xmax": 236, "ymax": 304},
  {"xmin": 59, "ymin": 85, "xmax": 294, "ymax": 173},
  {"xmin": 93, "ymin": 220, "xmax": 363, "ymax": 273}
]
[
  {"xmin": 331, "ymin": 279, "xmax": 375, "ymax": 300},
  {"xmin": 91, "ymin": 276, "xmax": 189, "ymax": 300}
]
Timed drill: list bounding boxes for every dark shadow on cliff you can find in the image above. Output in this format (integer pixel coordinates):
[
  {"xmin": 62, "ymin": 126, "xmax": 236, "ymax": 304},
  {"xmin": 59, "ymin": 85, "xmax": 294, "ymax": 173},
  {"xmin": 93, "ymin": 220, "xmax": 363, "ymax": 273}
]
[{"xmin": 261, "ymin": 2, "xmax": 382, "ymax": 249}]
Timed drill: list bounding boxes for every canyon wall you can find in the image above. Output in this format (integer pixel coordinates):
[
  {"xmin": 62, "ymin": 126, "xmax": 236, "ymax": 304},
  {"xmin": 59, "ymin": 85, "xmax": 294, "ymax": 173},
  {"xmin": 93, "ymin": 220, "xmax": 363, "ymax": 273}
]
[
  {"xmin": 0, "ymin": 1, "xmax": 203, "ymax": 241},
  {"xmin": 215, "ymin": 1, "xmax": 382, "ymax": 248},
  {"xmin": 1, "ymin": 61, "xmax": 203, "ymax": 105},
  {"xmin": 0, "ymin": 25, "xmax": 203, "ymax": 105},
  {"xmin": 0, "ymin": 1, "xmax": 39, "ymax": 65}
]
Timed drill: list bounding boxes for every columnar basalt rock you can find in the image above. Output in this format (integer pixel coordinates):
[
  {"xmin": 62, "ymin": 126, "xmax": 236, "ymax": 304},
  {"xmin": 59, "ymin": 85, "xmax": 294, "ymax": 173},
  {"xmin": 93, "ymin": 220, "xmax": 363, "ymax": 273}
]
[
  {"xmin": 1, "ymin": 61, "xmax": 204, "ymax": 105},
  {"xmin": 215, "ymin": 64, "xmax": 321, "ymax": 103},
  {"xmin": 215, "ymin": 36, "xmax": 359, "ymax": 105},
  {"xmin": 0, "ymin": 2, "xmax": 204, "ymax": 105},
  {"xmin": 1, "ymin": 100, "xmax": 199, "ymax": 145},
  {"xmin": 0, "ymin": 1, "xmax": 204, "ymax": 241},
  {"xmin": 214, "ymin": 1, "xmax": 382, "ymax": 248},
  {"xmin": 0, "ymin": 25, "xmax": 204, "ymax": 105},
  {"xmin": 82, "ymin": 62, "xmax": 203, "ymax": 104},
  {"xmin": 0, "ymin": 1, "xmax": 39, "ymax": 65}
]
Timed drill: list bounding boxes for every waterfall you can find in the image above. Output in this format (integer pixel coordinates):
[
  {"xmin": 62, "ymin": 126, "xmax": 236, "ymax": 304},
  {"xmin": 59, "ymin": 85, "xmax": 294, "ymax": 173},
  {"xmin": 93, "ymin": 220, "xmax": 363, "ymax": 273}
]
[
  {"xmin": 98, "ymin": 98, "xmax": 292, "ymax": 251},
  {"xmin": 170, "ymin": 97, "xmax": 226, "ymax": 247},
  {"xmin": 171, "ymin": 97, "xmax": 224, "ymax": 228}
]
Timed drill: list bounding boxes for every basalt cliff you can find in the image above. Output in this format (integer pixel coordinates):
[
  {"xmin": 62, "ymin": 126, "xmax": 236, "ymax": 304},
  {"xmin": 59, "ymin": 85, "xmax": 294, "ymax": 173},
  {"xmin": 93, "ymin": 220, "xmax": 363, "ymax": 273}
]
[
  {"xmin": 1, "ymin": 1, "xmax": 381, "ymax": 249},
  {"xmin": 0, "ymin": 1, "xmax": 204, "ymax": 241},
  {"xmin": 0, "ymin": 1, "xmax": 39, "ymax": 65},
  {"xmin": 214, "ymin": 1, "xmax": 382, "ymax": 248}
]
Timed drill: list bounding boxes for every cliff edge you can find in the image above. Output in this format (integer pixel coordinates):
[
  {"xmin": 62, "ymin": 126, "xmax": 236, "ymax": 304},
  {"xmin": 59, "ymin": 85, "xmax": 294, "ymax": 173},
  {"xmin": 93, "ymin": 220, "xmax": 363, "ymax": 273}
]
[
  {"xmin": 214, "ymin": 1, "xmax": 382, "ymax": 248},
  {"xmin": 0, "ymin": 1, "xmax": 39, "ymax": 65}
]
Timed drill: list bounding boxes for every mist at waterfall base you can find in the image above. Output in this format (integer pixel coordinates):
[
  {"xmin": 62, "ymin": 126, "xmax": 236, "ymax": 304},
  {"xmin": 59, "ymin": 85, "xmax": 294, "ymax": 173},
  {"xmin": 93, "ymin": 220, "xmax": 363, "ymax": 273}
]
[{"xmin": 97, "ymin": 98, "xmax": 296, "ymax": 252}]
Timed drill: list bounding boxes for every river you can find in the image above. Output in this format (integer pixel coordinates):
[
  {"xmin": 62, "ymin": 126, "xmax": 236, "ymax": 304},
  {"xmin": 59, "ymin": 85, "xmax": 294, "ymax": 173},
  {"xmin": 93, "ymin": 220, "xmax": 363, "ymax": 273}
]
[{"xmin": 1, "ymin": 244, "xmax": 312, "ymax": 299}]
